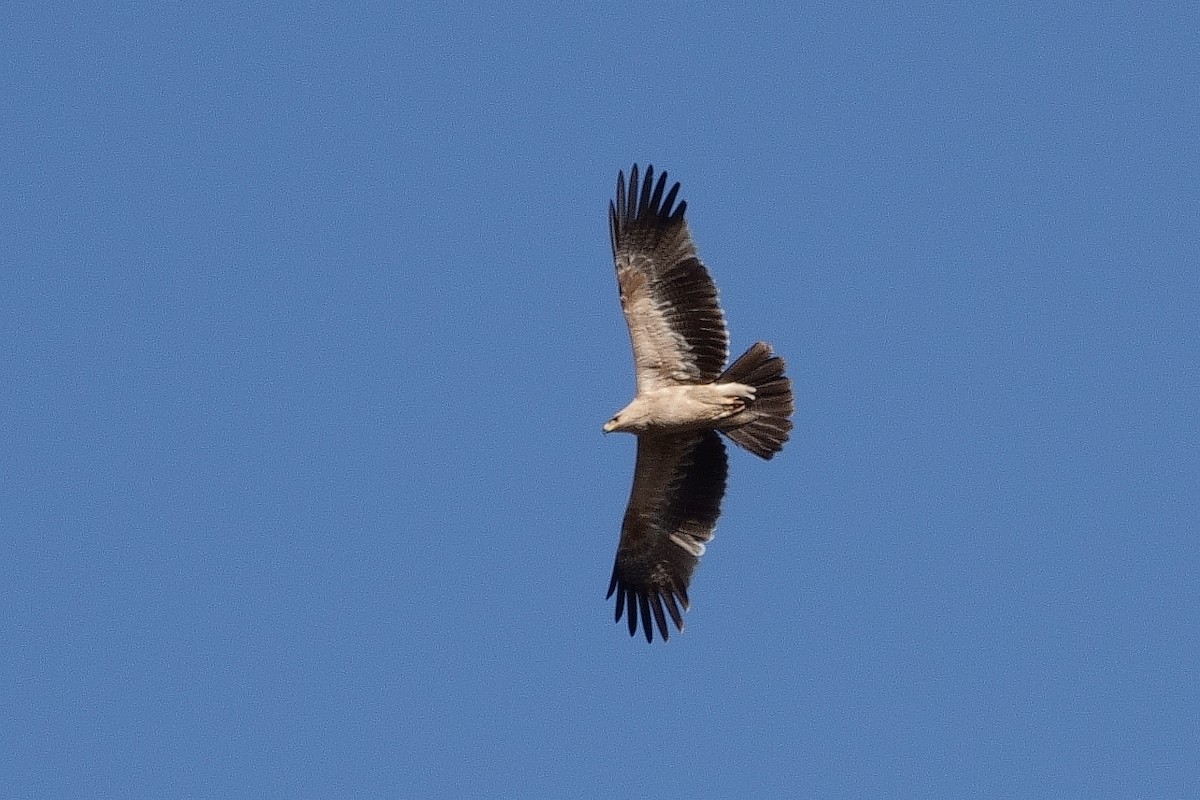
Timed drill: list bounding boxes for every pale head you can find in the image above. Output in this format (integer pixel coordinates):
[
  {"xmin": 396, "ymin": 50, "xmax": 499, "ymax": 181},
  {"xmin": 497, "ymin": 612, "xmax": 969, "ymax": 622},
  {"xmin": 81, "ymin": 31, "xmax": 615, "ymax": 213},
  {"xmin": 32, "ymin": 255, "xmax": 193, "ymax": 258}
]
[
  {"xmin": 603, "ymin": 412, "xmax": 627, "ymax": 434},
  {"xmin": 603, "ymin": 400, "xmax": 649, "ymax": 434}
]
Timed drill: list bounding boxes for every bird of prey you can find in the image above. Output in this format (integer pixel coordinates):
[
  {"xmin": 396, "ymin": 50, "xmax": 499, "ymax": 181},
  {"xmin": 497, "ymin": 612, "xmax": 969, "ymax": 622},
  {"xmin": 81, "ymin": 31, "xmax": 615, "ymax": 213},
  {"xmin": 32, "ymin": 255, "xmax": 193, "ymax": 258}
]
[{"xmin": 603, "ymin": 164, "xmax": 794, "ymax": 642}]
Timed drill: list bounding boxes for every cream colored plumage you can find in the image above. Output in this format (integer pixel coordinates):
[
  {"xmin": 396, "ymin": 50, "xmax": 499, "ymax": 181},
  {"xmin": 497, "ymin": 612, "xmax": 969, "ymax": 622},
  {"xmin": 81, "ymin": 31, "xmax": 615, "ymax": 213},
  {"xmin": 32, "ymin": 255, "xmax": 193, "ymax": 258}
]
[{"xmin": 603, "ymin": 165, "xmax": 795, "ymax": 642}]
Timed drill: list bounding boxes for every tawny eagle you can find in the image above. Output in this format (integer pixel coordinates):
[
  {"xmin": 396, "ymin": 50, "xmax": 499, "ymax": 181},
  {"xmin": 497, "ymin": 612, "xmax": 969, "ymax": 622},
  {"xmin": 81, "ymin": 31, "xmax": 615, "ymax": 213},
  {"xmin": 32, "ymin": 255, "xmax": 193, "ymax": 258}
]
[{"xmin": 603, "ymin": 164, "xmax": 794, "ymax": 643}]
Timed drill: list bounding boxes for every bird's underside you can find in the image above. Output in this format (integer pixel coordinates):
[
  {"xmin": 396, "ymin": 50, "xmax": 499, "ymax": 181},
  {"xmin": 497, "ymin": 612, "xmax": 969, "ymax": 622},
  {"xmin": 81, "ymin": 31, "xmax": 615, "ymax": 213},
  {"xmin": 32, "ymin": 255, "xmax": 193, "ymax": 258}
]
[
  {"xmin": 605, "ymin": 382, "xmax": 757, "ymax": 434},
  {"xmin": 603, "ymin": 164, "xmax": 795, "ymax": 642}
]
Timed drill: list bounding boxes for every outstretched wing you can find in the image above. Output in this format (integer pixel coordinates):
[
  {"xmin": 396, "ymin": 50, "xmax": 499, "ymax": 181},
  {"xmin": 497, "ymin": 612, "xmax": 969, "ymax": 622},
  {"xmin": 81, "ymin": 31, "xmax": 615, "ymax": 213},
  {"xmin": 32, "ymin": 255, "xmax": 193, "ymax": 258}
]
[
  {"xmin": 609, "ymin": 165, "xmax": 729, "ymax": 392},
  {"xmin": 607, "ymin": 431, "xmax": 728, "ymax": 642}
]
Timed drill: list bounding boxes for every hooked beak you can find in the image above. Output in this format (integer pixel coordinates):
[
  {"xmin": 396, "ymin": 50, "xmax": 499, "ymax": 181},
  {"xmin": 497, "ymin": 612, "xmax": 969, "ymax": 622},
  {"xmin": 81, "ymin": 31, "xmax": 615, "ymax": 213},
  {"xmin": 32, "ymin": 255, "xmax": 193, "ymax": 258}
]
[{"xmin": 603, "ymin": 420, "xmax": 617, "ymax": 434}]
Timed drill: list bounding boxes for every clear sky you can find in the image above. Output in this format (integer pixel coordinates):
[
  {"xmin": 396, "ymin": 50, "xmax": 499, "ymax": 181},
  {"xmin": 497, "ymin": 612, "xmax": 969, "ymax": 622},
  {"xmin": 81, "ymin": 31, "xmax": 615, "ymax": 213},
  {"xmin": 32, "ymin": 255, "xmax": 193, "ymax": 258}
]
[{"xmin": 4, "ymin": 2, "xmax": 1198, "ymax": 797}]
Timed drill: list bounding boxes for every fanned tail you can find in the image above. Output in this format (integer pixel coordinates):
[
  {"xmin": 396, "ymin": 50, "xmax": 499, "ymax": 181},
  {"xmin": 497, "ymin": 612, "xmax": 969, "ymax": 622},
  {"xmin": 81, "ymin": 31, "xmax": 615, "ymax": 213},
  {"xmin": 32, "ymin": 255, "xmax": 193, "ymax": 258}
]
[{"xmin": 717, "ymin": 342, "xmax": 794, "ymax": 459}]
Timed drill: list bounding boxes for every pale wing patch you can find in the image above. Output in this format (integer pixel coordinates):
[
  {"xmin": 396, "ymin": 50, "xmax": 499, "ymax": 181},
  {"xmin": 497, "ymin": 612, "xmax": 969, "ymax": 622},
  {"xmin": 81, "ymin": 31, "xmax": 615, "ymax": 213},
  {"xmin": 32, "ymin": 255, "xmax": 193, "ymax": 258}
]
[
  {"xmin": 669, "ymin": 532, "xmax": 707, "ymax": 557},
  {"xmin": 618, "ymin": 257, "xmax": 704, "ymax": 391}
]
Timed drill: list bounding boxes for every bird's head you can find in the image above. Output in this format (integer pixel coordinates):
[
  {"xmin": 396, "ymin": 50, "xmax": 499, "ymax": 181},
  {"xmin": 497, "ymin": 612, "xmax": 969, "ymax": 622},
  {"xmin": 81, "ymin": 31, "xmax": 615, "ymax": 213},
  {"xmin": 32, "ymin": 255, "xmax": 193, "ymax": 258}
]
[{"xmin": 605, "ymin": 403, "xmax": 646, "ymax": 434}]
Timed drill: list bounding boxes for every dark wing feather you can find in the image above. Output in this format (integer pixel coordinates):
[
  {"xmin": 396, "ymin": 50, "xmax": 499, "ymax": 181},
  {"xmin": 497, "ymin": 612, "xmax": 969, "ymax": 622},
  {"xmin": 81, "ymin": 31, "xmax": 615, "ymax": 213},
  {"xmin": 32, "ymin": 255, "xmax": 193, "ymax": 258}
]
[
  {"xmin": 606, "ymin": 431, "xmax": 728, "ymax": 642},
  {"xmin": 609, "ymin": 165, "xmax": 729, "ymax": 391}
]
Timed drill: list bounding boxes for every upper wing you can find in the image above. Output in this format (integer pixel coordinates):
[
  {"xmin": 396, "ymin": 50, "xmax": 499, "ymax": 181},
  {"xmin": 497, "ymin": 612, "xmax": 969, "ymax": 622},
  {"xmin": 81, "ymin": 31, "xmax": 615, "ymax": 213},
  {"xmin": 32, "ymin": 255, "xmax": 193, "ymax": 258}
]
[
  {"xmin": 609, "ymin": 165, "xmax": 729, "ymax": 392},
  {"xmin": 606, "ymin": 431, "xmax": 728, "ymax": 642}
]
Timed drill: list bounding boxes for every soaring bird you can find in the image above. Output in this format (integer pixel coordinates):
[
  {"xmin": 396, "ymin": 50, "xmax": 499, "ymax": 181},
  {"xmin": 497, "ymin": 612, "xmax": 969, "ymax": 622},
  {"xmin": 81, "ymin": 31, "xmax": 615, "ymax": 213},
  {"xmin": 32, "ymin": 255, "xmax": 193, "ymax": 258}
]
[{"xmin": 603, "ymin": 165, "xmax": 794, "ymax": 642}]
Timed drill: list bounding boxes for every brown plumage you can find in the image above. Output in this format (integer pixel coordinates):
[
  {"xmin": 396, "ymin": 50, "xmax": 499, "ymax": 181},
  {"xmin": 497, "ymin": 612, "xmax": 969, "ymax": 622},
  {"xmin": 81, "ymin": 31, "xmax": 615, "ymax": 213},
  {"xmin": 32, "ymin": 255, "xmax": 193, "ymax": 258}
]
[{"xmin": 603, "ymin": 165, "xmax": 795, "ymax": 642}]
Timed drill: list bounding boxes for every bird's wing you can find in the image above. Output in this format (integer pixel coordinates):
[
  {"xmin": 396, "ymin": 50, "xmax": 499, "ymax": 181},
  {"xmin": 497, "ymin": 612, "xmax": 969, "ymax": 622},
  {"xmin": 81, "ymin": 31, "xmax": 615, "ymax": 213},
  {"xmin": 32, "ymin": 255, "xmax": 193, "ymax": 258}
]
[
  {"xmin": 607, "ymin": 431, "xmax": 728, "ymax": 642},
  {"xmin": 609, "ymin": 165, "xmax": 729, "ymax": 392}
]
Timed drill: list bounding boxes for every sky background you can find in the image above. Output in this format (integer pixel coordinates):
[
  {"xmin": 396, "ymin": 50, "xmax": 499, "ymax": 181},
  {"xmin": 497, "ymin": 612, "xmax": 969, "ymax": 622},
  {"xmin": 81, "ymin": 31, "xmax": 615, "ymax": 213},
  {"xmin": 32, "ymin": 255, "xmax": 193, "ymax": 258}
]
[{"xmin": 4, "ymin": 2, "xmax": 1198, "ymax": 797}]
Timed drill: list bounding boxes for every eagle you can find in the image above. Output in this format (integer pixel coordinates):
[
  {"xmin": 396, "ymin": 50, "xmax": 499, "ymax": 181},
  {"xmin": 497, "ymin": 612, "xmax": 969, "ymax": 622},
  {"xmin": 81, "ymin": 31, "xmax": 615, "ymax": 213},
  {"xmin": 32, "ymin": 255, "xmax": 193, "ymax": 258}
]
[{"xmin": 603, "ymin": 164, "xmax": 794, "ymax": 642}]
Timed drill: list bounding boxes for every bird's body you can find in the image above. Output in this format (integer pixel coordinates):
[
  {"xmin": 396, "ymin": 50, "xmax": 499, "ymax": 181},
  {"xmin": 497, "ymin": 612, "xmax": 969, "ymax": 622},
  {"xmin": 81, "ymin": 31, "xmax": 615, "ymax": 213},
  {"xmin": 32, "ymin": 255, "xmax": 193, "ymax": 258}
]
[
  {"xmin": 603, "ymin": 165, "xmax": 794, "ymax": 642},
  {"xmin": 604, "ymin": 381, "xmax": 756, "ymax": 434}
]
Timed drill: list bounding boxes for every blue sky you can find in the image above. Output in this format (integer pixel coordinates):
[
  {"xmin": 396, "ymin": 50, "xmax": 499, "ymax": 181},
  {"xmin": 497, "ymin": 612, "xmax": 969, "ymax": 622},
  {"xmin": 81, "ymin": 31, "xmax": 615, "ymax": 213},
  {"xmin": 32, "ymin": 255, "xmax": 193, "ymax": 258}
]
[{"xmin": 4, "ymin": 2, "xmax": 1198, "ymax": 797}]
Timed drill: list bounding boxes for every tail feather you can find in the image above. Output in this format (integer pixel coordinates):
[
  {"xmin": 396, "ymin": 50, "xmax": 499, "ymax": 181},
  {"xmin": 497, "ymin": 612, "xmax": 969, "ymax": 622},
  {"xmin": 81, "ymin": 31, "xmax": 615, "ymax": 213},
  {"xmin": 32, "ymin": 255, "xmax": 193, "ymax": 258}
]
[{"xmin": 717, "ymin": 342, "xmax": 794, "ymax": 459}]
